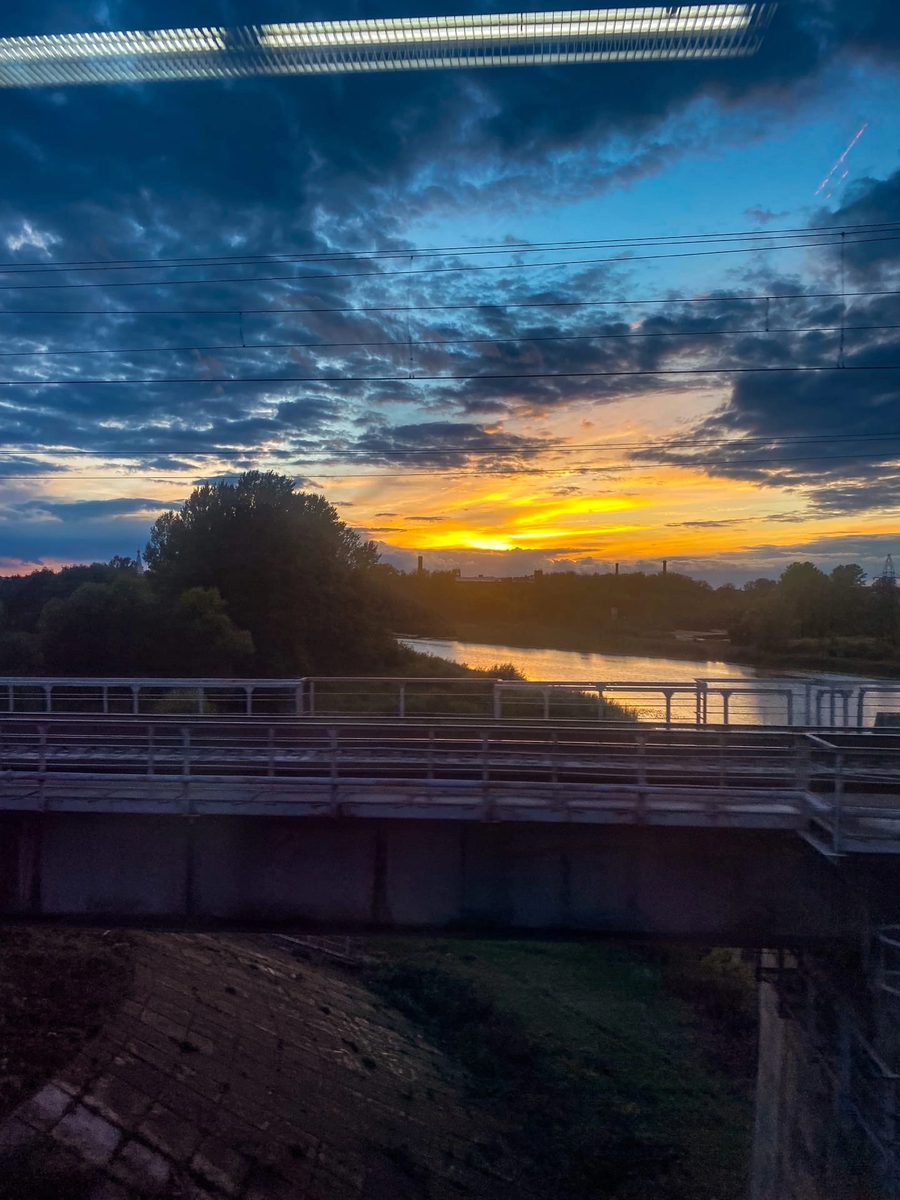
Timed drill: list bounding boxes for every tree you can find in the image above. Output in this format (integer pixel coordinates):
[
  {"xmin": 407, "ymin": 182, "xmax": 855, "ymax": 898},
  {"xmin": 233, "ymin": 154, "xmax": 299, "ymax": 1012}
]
[
  {"xmin": 777, "ymin": 562, "xmax": 830, "ymax": 638},
  {"xmin": 38, "ymin": 576, "xmax": 159, "ymax": 675},
  {"xmin": 830, "ymin": 564, "xmax": 867, "ymax": 636},
  {"xmin": 145, "ymin": 471, "xmax": 389, "ymax": 674},
  {"xmin": 163, "ymin": 587, "xmax": 254, "ymax": 676}
]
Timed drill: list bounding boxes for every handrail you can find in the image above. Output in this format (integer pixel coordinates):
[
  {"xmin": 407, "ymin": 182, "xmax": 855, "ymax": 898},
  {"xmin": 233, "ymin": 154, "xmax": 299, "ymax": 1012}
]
[{"xmin": 1, "ymin": 674, "xmax": 899, "ymax": 729}]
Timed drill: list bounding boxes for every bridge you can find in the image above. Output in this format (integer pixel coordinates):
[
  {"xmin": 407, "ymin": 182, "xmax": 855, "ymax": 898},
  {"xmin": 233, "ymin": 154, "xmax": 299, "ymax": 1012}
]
[
  {"xmin": 5, "ymin": 679, "xmax": 900, "ymax": 1194},
  {"xmin": 2, "ymin": 682, "xmax": 900, "ymax": 936}
]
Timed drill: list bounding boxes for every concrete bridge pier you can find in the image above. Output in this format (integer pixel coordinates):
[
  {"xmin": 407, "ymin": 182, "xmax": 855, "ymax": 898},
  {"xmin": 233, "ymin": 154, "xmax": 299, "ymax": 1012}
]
[
  {"xmin": 0, "ymin": 813, "xmax": 42, "ymax": 914},
  {"xmin": 751, "ymin": 943, "xmax": 900, "ymax": 1199}
]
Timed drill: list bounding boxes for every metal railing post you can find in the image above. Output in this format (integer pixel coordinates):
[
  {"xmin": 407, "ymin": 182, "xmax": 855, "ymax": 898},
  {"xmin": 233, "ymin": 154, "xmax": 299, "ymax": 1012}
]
[
  {"xmin": 131, "ymin": 685, "xmax": 140, "ymax": 716},
  {"xmin": 147, "ymin": 724, "xmax": 155, "ymax": 776},
  {"xmin": 309, "ymin": 681, "xmax": 316, "ymax": 717},
  {"xmin": 329, "ymin": 727, "xmax": 339, "ymax": 805},
  {"xmin": 663, "ymin": 689, "xmax": 673, "ymax": 729},
  {"xmin": 493, "ymin": 685, "xmax": 501, "ymax": 721},
  {"xmin": 37, "ymin": 723, "xmax": 47, "ymax": 776},
  {"xmin": 542, "ymin": 688, "xmax": 550, "ymax": 720},
  {"xmin": 399, "ymin": 683, "xmax": 406, "ymax": 719},
  {"xmin": 833, "ymin": 751, "xmax": 845, "ymax": 854},
  {"xmin": 294, "ymin": 683, "xmax": 303, "ymax": 716},
  {"xmin": 43, "ymin": 685, "xmax": 51, "ymax": 714},
  {"xmin": 857, "ymin": 688, "xmax": 866, "ymax": 729},
  {"xmin": 797, "ymin": 732, "xmax": 814, "ymax": 793},
  {"xmin": 481, "ymin": 731, "xmax": 490, "ymax": 786},
  {"xmin": 101, "ymin": 685, "xmax": 109, "ymax": 715},
  {"xmin": 181, "ymin": 726, "xmax": 191, "ymax": 812},
  {"xmin": 245, "ymin": 686, "xmax": 253, "ymax": 716},
  {"xmin": 636, "ymin": 732, "xmax": 647, "ymax": 788},
  {"xmin": 197, "ymin": 688, "xmax": 205, "ymax": 715},
  {"xmin": 785, "ymin": 691, "xmax": 794, "ymax": 727},
  {"xmin": 722, "ymin": 689, "xmax": 731, "ymax": 726},
  {"xmin": 268, "ymin": 726, "xmax": 275, "ymax": 779}
]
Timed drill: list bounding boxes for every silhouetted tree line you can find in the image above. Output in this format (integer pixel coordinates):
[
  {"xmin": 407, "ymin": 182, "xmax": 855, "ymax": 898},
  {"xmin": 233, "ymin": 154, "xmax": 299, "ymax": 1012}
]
[
  {"xmin": 375, "ymin": 560, "xmax": 900, "ymax": 659},
  {"xmin": 0, "ymin": 472, "xmax": 401, "ymax": 677}
]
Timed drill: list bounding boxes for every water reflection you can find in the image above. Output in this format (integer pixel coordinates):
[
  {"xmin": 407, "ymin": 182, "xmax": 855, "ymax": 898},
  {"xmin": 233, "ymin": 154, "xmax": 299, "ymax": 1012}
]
[{"xmin": 401, "ymin": 637, "xmax": 900, "ymax": 726}]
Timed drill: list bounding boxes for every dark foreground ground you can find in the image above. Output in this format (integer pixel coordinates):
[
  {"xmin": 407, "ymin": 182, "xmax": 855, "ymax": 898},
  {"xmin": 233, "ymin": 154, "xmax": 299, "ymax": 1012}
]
[{"xmin": 0, "ymin": 929, "xmax": 756, "ymax": 1200}]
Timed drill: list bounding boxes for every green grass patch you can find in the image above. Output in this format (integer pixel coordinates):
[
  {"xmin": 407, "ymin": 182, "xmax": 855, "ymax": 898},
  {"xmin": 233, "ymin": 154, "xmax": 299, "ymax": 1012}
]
[{"xmin": 366, "ymin": 938, "xmax": 753, "ymax": 1199}]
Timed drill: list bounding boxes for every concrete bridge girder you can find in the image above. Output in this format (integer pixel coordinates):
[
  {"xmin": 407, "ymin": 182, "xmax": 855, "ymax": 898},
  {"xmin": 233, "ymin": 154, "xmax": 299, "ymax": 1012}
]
[{"xmin": 0, "ymin": 811, "xmax": 887, "ymax": 942}]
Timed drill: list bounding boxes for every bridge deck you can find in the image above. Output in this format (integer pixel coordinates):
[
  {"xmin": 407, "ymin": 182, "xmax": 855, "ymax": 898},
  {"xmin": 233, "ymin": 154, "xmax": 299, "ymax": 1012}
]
[{"xmin": 1, "ymin": 716, "xmax": 899, "ymax": 853}]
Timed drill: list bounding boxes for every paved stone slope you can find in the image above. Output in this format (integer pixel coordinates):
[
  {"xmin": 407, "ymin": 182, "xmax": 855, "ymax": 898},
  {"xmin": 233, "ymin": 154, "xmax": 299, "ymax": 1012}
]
[{"xmin": 0, "ymin": 933, "xmax": 527, "ymax": 1199}]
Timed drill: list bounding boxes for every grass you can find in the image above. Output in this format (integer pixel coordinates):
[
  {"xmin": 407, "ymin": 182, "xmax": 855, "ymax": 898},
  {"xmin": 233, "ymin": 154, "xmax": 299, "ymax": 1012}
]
[{"xmin": 365, "ymin": 938, "xmax": 754, "ymax": 1200}]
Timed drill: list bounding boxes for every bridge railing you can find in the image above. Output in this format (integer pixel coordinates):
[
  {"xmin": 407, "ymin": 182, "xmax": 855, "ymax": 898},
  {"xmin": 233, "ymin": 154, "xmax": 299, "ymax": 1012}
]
[
  {"xmin": 4, "ymin": 718, "xmax": 900, "ymax": 842},
  {"xmin": 0, "ymin": 714, "xmax": 804, "ymax": 785},
  {"xmin": 802, "ymin": 730, "xmax": 900, "ymax": 856},
  {"xmin": 1, "ymin": 675, "xmax": 900, "ymax": 728},
  {"xmin": 0, "ymin": 716, "xmax": 850, "ymax": 805}
]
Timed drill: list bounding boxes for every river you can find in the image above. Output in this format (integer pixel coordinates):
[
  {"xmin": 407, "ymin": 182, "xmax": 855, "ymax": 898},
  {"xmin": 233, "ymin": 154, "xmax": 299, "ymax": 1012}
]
[{"xmin": 401, "ymin": 636, "xmax": 900, "ymax": 726}]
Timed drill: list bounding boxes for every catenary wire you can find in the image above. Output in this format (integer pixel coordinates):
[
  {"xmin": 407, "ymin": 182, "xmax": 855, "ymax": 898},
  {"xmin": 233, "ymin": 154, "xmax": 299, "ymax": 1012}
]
[
  {"xmin": 1, "ymin": 219, "xmax": 898, "ymax": 275},
  {"xmin": 0, "ymin": 450, "xmax": 898, "ymax": 480},
  {"xmin": 0, "ymin": 234, "xmax": 898, "ymax": 292},
  {"xmin": 0, "ymin": 364, "xmax": 897, "ymax": 385},
  {"xmin": 11, "ymin": 433, "xmax": 900, "ymax": 460},
  {"xmin": 0, "ymin": 323, "xmax": 896, "ymax": 358},
  {"xmin": 1, "ymin": 287, "xmax": 895, "ymax": 318}
]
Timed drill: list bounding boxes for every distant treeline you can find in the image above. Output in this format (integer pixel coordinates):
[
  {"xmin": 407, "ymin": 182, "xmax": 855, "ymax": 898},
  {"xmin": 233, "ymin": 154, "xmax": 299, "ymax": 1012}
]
[
  {"xmin": 3, "ymin": 472, "xmax": 898, "ymax": 678},
  {"xmin": 375, "ymin": 561, "xmax": 900, "ymax": 660}
]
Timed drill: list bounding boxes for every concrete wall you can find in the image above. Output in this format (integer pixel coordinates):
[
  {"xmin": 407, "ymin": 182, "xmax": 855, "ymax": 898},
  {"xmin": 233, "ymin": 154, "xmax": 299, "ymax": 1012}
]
[
  {"xmin": 751, "ymin": 977, "xmax": 890, "ymax": 1199},
  {"xmin": 0, "ymin": 812, "xmax": 880, "ymax": 940}
]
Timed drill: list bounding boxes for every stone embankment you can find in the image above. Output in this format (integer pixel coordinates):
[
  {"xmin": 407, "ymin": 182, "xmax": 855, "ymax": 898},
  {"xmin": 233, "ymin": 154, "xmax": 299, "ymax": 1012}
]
[{"xmin": 0, "ymin": 933, "xmax": 527, "ymax": 1199}]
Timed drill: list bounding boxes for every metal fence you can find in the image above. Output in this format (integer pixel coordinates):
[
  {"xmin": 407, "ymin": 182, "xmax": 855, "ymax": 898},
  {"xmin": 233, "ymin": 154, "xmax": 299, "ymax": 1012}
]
[{"xmin": 2, "ymin": 675, "xmax": 900, "ymax": 728}]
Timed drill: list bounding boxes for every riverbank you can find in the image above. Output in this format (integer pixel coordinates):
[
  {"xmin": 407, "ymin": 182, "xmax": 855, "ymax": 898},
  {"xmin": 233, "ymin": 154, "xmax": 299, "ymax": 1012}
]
[{"xmin": 407, "ymin": 622, "xmax": 900, "ymax": 679}]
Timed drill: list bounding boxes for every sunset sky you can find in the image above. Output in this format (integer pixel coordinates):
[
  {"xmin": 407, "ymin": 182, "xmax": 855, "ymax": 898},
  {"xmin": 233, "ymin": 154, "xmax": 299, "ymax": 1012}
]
[{"xmin": 1, "ymin": 1, "xmax": 899, "ymax": 584}]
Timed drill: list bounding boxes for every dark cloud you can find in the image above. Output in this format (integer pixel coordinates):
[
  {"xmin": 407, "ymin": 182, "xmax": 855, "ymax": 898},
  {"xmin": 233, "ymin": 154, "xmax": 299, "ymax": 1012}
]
[
  {"xmin": 9, "ymin": 496, "xmax": 172, "ymax": 521},
  {"xmin": 745, "ymin": 207, "xmax": 791, "ymax": 224},
  {"xmin": 626, "ymin": 167, "xmax": 900, "ymax": 514},
  {"xmin": 347, "ymin": 420, "xmax": 558, "ymax": 468},
  {"xmin": 666, "ymin": 518, "xmax": 748, "ymax": 528}
]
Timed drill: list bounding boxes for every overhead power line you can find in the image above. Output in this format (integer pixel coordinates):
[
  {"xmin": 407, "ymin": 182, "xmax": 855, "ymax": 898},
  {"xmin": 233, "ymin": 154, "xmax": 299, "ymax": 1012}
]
[
  {"xmin": 2, "ymin": 287, "xmax": 896, "ymax": 319},
  {"xmin": 0, "ymin": 363, "xmax": 897, "ymax": 386},
  {"xmin": 0, "ymin": 322, "xmax": 896, "ymax": 359},
  {"xmin": 10, "ymin": 431, "xmax": 900, "ymax": 461},
  {"xmin": 2, "ymin": 219, "xmax": 898, "ymax": 275},
  {"xmin": 0, "ymin": 450, "xmax": 898, "ymax": 481},
  {"xmin": 0, "ymin": 234, "xmax": 897, "ymax": 292}
]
